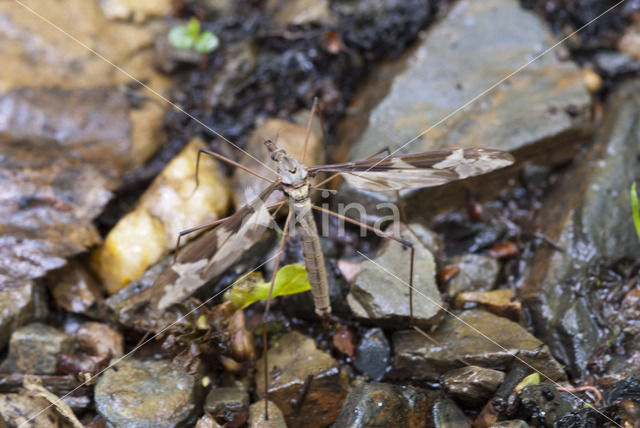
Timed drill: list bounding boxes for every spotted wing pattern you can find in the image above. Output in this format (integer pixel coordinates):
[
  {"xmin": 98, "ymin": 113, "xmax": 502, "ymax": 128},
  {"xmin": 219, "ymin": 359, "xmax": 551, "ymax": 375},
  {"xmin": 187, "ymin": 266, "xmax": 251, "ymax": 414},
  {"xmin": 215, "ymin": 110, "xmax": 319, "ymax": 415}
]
[
  {"xmin": 149, "ymin": 182, "xmax": 278, "ymax": 311},
  {"xmin": 308, "ymin": 148, "xmax": 514, "ymax": 191}
]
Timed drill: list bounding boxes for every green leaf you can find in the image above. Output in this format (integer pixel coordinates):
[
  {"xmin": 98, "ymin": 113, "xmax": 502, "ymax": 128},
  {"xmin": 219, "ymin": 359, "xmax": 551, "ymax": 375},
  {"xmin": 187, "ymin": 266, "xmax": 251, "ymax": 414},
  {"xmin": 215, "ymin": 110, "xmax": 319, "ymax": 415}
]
[
  {"xmin": 168, "ymin": 25, "xmax": 194, "ymax": 50},
  {"xmin": 187, "ymin": 17, "xmax": 201, "ymax": 38},
  {"xmin": 224, "ymin": 263, "xmax": 311, "ymax": 310},
  {"xmin": 631, "ymin": 182, "xmax": 640, "ymax": 243},
  {"xmin": 195, "ymin": 31, "xmax": 220, "ymax": 53},
  {"xmin": 515, "ymin": 372, "xmax": 540, "ymax": 392}
]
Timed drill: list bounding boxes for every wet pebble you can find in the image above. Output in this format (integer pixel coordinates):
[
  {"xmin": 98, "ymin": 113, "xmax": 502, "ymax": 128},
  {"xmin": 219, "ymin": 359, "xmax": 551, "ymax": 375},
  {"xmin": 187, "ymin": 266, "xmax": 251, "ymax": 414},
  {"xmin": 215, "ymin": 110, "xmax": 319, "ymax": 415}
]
[
  {"xmin": 333, "ymin": 325, "xmax": 356, "ymax": 358},
  {"xmin": 0, "ymin": 281, "xmax": 48, "ymax": 350},
  {"xmin": 348, "ymin": 223, "xmax": 442, "ymax": 327},
  {"xmin": 333, "ymin": 382, "xmax": 437, "ymax": 428},
  {"xmin": 392, "ymin": 310, "xmax": 565, "ymax": 381},
  {"xmin": 517, "ymin": 384, "xmax": 572, "ymax": 426},
  {"xmin": 195, "ymin": 413, "xmax": 223, "ymax": 428},
  {"xmin": 76, "ymin": 322, "xmax": 124, "ymax": 358},
  {"xmin": 47, "ymin": 261, "xmax": 103, "ymax": 314},
  {"xmin": 248, "ymin": 400, "xmax": 287, "ymax": 428},
  {"xmin": 204, "ymin": 386, "xmax": 249, "ymax": 428},
  {"xmin": 94, "ymin": 358, "xmax": 199, "ymax": 428},
  {"xmin": 354, "ymin": 328, "xmax": 390, "ymax": 381},
  {"xmin": 453, "ymin": 289, "xmax": 521, "ymax": 321},
  {"xmin": 0, "ymin": 323, "xmax": 73, "ymax": 374},
  {"xmin": 255, "ymin": 331, "xmax": 349, "ymax": 428},
  {"xmin": 441, "ymin": 365, "xmax": 505, "ymax": 408},
  {"xmin": 432, "ymin": 398, "xmax": 470, "ymax": 428},
  {"xmin": 444, "ymin": 254, "xmax": 500, "ymax": 297}
]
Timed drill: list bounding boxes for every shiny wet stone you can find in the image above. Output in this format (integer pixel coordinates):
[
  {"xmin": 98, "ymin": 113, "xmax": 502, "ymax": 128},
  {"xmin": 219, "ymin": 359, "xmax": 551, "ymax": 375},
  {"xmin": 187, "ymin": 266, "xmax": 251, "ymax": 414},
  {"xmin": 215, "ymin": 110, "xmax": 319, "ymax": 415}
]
[
  {"xmin": 354, "ymin": 328, "xmax": 390, "ymax": 381},
  {"xmin": 0, "ymin": 281, "xmax": 48, "ymax": 350},
  {"xmin": 432, "ymin": 398, "xmax": 470, "ymax": 428},
  {"xmin": 441, "ymin": 365, "xmax": 505, "ymax": 408},
  {"xmin": 204, "ymin": 386, "xmax": 249, "ymax": 428},
  {"xmin": 94, "ymin": 358, "xmax": 200, "ymax": 428},
  {"xmin": 248, "ymin": 400, "xmax": 287, "ymax": 428}
]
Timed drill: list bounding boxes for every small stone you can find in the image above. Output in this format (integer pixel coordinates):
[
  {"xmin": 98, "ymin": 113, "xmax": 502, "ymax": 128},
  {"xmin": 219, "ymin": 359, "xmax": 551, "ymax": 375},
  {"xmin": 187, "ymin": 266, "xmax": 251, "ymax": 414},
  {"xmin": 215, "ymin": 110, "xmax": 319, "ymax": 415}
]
[
  {"xmin": 76, "ymin": 322, "xmax": 124, "ymax": 358},
  {"xmin": 248, "ymin": 400, "xmax": 287, "ymax": 428},
  {"xmin": 453, "ymin": 289, "xmax": 521, "ymax": 321},
  {"xmin": 593, "ymin": 51, "xmax": 640, "ymax": 76},
  {"xmin": 0, "ymin": 281, "xmax": 48, "ymax": 350},
  {"xmin": 333, "ymin": 382, "xmax": 436, "ymax": 428},
  {"xmin": 95, "ymin": 359, "xmax": 199, "ymax": 428},
  {"xmin": 266, "ymin": 0, "xmax": 333, "ymax": 27},
  {"xmin": 445, "ymin": 254, "xmax": 500, "ymax": 297},
  {"xmin": 195, "ymin": 413, "xmax": 223, "ymax": 428},
  {"xmin": 2, "ymin": 323, "xmax": 73, "ymax": 374},
  {"xmin": 333, "ymin": 326, "xmax": 357, "ymax": 358},
  {"xmin": 518, "ymin": 384, "xmax": 572, "ymax": 426},
  {"xmin": 99, "ymin": 0, "xmax": 172, "ymax": 23},
  {"xmin": 442, "ymin": 365, "xmax": 505, "ymax": 407},
  {"xmin": 48, "ymin": 260, "xmax": 103, "ymax": 314},
  {"xmin": 581, "ymin": 69, "xmax": 602, "ymax": 93},
  {"xmin": 255, "ymin": 331, "xmax": 349, "ymax": 428},
  {"xmin": 204, "ymin": 387, "xmax": 249, "ymax": 428},
  {"xmin": 354, "ymin": 328, "xmax": 390, "ymax": 381},
  {"xmin": 348, "ymin": 223, "xmax": 442, "ymax": 327},
  {"xmin": 488, "ymin": 420, "xmax": 528, "ymax": 428},
  {"xmin": 432, "ymin": 398, "xmax": 470, "ymax": 428}
]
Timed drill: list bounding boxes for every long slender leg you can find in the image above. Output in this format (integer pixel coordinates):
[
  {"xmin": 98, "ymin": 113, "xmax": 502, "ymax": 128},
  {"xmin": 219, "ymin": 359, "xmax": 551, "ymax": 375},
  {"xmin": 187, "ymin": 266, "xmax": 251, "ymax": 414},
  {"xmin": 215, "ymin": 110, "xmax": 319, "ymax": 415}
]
[
  {"xmin": 173, "ymin": 200, "xmax": 286, "ymax": 262},
  {"xmin": 195, "ymin": 148, "xmax": 275, "ymax": 193},
  {"xmin": 262, "ymin": 209, "xmax": 293, "ymax": 420},
  {"xmin": 302, "ymin": 97, "xmax": 319, "ymax": 165},
  {"xmin": 311, "ymin": 204, "xmax": 417, "ymax": 325}
]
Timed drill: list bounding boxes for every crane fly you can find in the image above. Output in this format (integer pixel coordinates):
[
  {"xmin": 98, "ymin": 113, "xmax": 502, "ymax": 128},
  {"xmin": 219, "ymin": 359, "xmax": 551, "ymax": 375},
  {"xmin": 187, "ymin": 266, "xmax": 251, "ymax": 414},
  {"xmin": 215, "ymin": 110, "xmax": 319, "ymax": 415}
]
[{"xmin": 147, "ymin": 102, "xmax": 514, "ymax": 419}]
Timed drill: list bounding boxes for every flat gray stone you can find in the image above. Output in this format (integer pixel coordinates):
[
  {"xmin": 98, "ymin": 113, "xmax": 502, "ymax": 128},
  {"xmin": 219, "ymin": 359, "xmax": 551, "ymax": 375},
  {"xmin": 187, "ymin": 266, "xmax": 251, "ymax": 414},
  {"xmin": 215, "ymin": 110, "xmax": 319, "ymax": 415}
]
[
  {"xmin": 95, "ymin": 359, "xmax": 200, "ymax": 428},
  {"xmin": 445, "ymin": 254, "xmax": 500, "ymax": 297},
  {"xmin": 0, "ymin": 281, "xmax": 48, "ymax": 350},
  {"xmin": 1, "ymin": 322, "xmax": 73, "ymax": 374},
  {"xmin": 391, "ymin": 310, "xmax": 566, "ymax": 381},
  {"xmin": 348, "ymin": 223, "xmax": 442, "ymax": 327},
  {"xmin": 336, "ymin": 0, "xmax": 591, "ymax": 221}
]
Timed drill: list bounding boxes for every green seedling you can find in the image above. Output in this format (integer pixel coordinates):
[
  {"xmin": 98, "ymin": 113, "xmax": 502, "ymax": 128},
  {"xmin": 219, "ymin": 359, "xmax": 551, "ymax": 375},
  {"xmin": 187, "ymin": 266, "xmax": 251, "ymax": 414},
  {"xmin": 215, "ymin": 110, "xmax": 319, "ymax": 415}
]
[
  {"xmin": 631, "ymin": 182, "xmax": 640, "ymax": 243},
  {"xmin": 169, "ymin": 17, "xmax": 219, "ymax": 54},
  {"xmin": 224, "ymin": 263, "xmax": 311, "ymax": 310},
  {"xmin": 515, "ymin": 372, "xmax": 540, "ymax": 392}
]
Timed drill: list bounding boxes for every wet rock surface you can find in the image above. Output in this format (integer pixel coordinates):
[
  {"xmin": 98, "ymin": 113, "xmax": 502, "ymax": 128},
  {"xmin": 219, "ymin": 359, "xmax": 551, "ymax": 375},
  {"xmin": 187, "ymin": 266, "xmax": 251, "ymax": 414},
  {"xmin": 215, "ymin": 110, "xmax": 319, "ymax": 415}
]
[
  {"xmin": 204, "ymin": 386, "xmax": 250, "ymax": 428},
  {"xmin": 0, "ymin": 281, "xmax": 48, "ymax": 350},
  {"xmin": 248, "ymin": 400, "xmax": 287, "ymax": 428},
  {"xmin": 0, "ymin": 394, "xmax": 61, "ymax": 428},
  {"xmin": 392, "ymin": 310, "xmax": 565, "ymax": 381},
  {"xmin": 520, "ymin": 80, "xmax": 640, "ymax": 379},
  {"xmin": 94, "ymin": 358, "xmax": 200, "ymax": 428},
  {"xmin": 348, "ymin": 223, "xmax": 442, "ymax": 327},
  {"xmin": 337, "ymin": 0, "xmax": 592, "ymax": 220},
  {"xmin": 444, "ymin": 254, "xmax": 500, "ymax": 297},
  {"xmin": 47, "ymin": 261, "xmax": 103, "ymax": 314},
  {"xmin": 432, "ymin": 398, "xmax": 470, "ymax": 428},
  {"xmin": 516, "ymin": 384, "xmax": 573, "ymax": 427},
  {"xmin": 442, "ymin": 365, "xmax": 505, "ymax": 408},
  {"xmin": 255, "ymin": 331, "xmax": 349, "ymax": 428},
  {"xmin": 354, "ymin": 328, "xmax": 390, "ymax": 381},
  {"xmin": 0, "ymin": 323, "xmax": 73, "ymax": 375},
  {"xmin": 333, "ymin": 382, "xmax": 437, "ymax": 428}
]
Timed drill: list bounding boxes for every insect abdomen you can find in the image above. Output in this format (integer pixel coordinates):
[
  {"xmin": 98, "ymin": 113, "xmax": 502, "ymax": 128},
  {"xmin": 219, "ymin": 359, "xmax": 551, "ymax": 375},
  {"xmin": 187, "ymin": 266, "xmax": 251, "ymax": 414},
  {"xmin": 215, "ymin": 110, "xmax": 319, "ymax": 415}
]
[{"xmin": 295, "ymin": 201, "xmax": 331, "ymax": 318}]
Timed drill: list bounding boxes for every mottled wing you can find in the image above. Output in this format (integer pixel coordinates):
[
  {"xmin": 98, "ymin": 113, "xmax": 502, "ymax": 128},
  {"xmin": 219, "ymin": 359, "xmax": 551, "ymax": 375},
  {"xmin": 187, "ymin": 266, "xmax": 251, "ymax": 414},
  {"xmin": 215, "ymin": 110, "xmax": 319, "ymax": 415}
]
[
  {"xmin": 308, "ymin": 148, "xmax": 514, "ymax": 191},
  {"xmin": 149, "ymin": 182, "xmax": 278, "ymax": 311}
]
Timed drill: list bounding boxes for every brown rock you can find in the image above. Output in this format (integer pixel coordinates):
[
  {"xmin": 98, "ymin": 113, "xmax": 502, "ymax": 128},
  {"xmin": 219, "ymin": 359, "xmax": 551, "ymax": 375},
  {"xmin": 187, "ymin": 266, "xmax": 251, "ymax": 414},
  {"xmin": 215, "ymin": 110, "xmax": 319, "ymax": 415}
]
[
  {"xmin": 76, "ymin": 322, "xmax": 124, "ymax": 358},
  {"xmin": 255, "ymin": 331, "xmax": 349, "ymax": 428},
  {"xmin": 249, "ymin": 400, "xmax": 287, "ymax": 428},
  {"xmin": 0, "ymin": 394, "xmax": 60, "ymax": 428},
  {"xmin": 48, "ymin": 261, "xmax": 103, "ymax": 314},
  {"xmin": 453, "ymin": 289, "xmax": 521, "ymax": 321}
]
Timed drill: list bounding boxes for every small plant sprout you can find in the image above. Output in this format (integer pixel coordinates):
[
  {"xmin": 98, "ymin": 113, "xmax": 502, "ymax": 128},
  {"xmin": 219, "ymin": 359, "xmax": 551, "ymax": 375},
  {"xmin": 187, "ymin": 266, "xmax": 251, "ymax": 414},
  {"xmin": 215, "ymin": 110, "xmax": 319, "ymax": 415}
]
[
  {"xmin": 169, "ymin": 17, "xmax": 220, "ymax": 54},
  {"xmin": 631, "ymin": 182, "xmax": 640, "ymax": 243}
]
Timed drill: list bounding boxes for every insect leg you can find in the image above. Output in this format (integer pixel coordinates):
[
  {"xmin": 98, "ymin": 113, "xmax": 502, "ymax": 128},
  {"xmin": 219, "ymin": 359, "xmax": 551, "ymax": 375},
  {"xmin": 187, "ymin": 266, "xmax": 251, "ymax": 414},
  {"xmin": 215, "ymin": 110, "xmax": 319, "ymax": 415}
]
[
  {"xmin": 195, "ymin": 148, "xmax": 275, "ymax": 195},
  {"xmin": 310, "ymin": 204, "xmax": 417, "ymax": 325},
  {"xmin": 262, "ymin": 209, "xmax": 293, "ymax": 420}
]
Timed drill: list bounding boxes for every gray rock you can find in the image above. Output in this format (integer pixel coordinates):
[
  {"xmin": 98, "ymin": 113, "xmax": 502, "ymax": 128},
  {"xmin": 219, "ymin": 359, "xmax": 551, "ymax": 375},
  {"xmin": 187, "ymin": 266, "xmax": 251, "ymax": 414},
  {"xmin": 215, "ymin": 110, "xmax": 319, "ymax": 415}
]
[
  {"xmin": 521, "ymin": 81, "xmax": 640, "ymax": 378},
  {"xmin": 336, "ymin": 0, "xmax": 591, "ymax": 222},
  {"xmin": 593, "ymin": 51, "xmax": 640, "ymax": 76},
  {"xmin": 445, "ymin": 254, "xmax": 500, "ymax": 297},
  {"xmin": 0, "ymin": 281, "xmax": 48, "ymax": 350},
  {"xmin": 248, "ymin": 400, "xmax": 287, "ymax": 428},
  {"xmin": 441, "ymin": 365, "xmax": 505, "ymax": 407},
  {"xmin": 392, "ymin": 310, "xmax": 566, "ymax": 381},
  {"xmin": 518, "ymin": 384, "xmax": 572, "ymax": 426},
  {"xmin": 204, "ymin": 386, "xmax": 249, "ymax": 428},
  {"xmin": 95, "ymin": 359, "xmax": 200, "ymax": 428},
  {"xmin": 354, "ymin": 328, "xmax": 390, "ymax": 381},
  {"xmin": 348, "ymin": 223, "xmax": 442, "ymax": 327},
  {"xmin": 333, "ymin": 382, "xmax": 437, "ymax": 428},
  {"xmin": 432, "ymin": 398, "xmax": 470, "ymax": 428},
  {"xmin": 0, "ymin": 322, "xmax": 73, "ymax": 374},
  {"xmin": 255, "ymin": 331, "xmax": 349, "ymax": 428}
]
